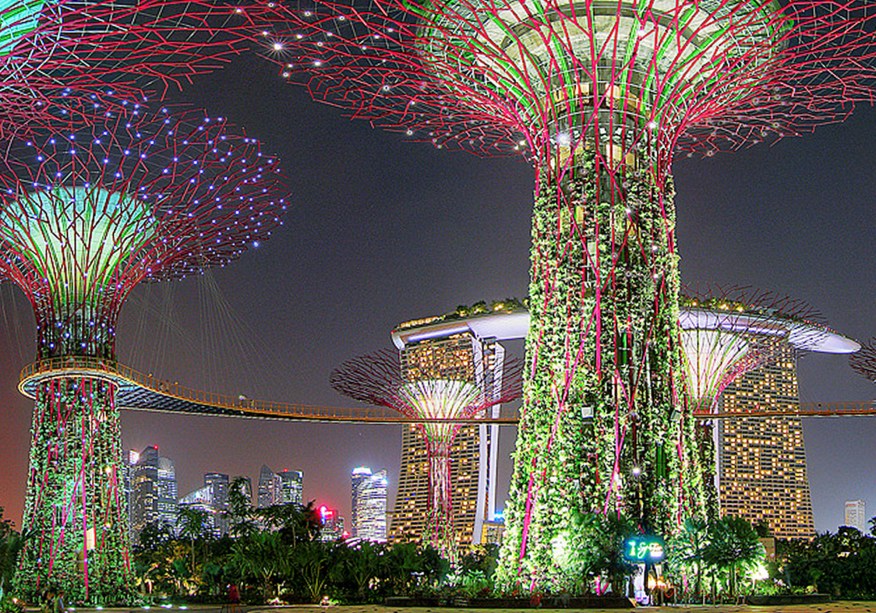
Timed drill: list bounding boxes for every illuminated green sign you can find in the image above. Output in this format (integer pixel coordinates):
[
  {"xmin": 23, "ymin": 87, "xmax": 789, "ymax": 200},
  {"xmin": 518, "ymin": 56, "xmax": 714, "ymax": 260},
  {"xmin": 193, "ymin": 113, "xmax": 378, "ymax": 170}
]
[{"xmin": 623, "ymin": 535, "xmax": 666, "ymax": 563}]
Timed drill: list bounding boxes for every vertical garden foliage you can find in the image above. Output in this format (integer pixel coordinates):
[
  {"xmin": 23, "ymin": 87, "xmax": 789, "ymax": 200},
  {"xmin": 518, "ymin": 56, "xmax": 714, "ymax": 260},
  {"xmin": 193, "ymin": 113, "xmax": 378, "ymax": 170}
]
[
  {"xmin": 17, "ymin": 379, "xmax": 131, "ymax": 604},
  {"xmin": 498, "ymin": 141, "xmax": 705, "ymax": 593}
]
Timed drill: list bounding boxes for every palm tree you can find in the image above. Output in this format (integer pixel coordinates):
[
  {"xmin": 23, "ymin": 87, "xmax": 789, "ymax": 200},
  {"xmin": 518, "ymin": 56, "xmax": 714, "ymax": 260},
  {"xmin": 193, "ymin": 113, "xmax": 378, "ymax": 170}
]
[
  {"xmin": 703, "ymin": 516, "xmax": 765, "ymax": 598},
  {"xmin": 177, "ymin": 506, "xmax": 210, "ymax": 577},
  {"xmin": 229, "ymin": 531, "xmax": 290, "ymax": 601},
  {"xmin": 668, "ymin": 517, "xmax": 710, "ymax": 602}
]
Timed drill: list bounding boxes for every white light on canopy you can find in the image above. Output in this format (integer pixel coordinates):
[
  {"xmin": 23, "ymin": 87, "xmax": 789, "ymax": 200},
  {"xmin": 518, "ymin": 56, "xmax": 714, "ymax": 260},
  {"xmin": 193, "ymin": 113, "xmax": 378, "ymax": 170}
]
[
  {"xmin": 681, "ymin": 328, "xmax": 755, "ymax": 412},
  {"xmin": 400, "ymin": 378, "xmax": 482, "ymax": 441}
]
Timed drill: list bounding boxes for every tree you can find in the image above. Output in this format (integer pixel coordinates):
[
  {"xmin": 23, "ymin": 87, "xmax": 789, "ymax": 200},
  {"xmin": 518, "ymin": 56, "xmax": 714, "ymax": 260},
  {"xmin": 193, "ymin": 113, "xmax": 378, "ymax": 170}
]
[
  {"xmin": 330, "ymin": 540, "xmax": 385, "ymax": 602},
  {"xmin": 229, "ymin": 531, "xmax": 290, "ymax": 601},
  {"xmin": 668, "ymin": 517, "xmax": 710, "ymax": 601},
  {"xmin": 177, "ymin": 506, "xmax": 210, "ymax": 577},
  {"xmin": 703, "ymin": 516, "xmax": 765, "ymax": 598},
  {"xmin": 292, "ymin": 540, "xmax": 334, "ymax": 603},
  {"xmin": 226, "ymin": 476, "xmax": 257, "ymax": 538},
  {"xmin": 255, "ymin": 501, "xmax": 321, "ymax": 545},
  {"xmin": 0, "ymin": 508, "xmax": 23, "ymax": 600}
]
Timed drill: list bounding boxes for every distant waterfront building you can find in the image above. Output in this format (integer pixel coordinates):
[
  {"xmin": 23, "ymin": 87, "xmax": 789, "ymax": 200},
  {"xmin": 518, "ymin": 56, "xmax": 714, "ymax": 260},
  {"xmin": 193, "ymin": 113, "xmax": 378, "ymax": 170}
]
[
  {"xmin": 124, "ymin": 449, "xmax": 140, "ymax": 536},
  {"xmin": 205, "ymin": 472, "xmax": 230, "ymax": 508},
  {"xmin": 177, "ymin": 473, "xmax": 231, "ymax": 537},
  {"xmin": 717, "ymin": 340, "xmax": 815, "ymax": 539},
  {"xmin": 481, "ymin": 518, "xmax": 505, "ymax": 545},
  {"xmin": 258, "ymin": 464, "xmax": 283, "ymax": 508},
  {"xmin": 278, "ymin": 469, "xmax": 304, "ymax": 506},
  {"xmin": 351, "ymin": 467, "xmax": 388, "ymax": 542},
  {"xmin": 845, "ymin": 500, "xmax": 867, "ymax": 532},
  {"xmin": 234, "ymin": 476, "xmax": 254, "ymax": 507},
  {"xmin": 388, "ymin": 322, "xmax": 508, "ymax": 549},
  {"xmin": 131, "ymin": 445, "xmax": 178, "ymax": 540},
  {"xmin": 179, "ymin": 485, "xmax": 216, "ymax": 535},
  {"xmin": 318, "ymin": 505, "xmax": 345, "ymax": 541}
]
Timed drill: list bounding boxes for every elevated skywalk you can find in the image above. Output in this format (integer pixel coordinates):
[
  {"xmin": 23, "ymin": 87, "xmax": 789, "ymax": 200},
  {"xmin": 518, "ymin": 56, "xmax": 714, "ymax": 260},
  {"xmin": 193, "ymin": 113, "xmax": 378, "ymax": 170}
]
[{"xmin": 18, "ymin": 356, "xmax": 876, "ymax": 422}]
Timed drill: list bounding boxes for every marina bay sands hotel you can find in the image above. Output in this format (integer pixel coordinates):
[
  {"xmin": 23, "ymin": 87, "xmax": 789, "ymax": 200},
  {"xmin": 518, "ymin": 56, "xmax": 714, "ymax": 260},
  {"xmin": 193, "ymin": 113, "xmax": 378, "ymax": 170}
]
[{"xmin": 386, "ymin": 304, "xmax": 857, "ymax": 544}]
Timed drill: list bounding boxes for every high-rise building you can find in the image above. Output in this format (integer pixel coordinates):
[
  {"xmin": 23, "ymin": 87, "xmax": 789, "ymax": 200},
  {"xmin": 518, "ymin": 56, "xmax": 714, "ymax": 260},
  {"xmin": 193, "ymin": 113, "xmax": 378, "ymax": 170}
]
[
  {"xmin": 388, "ymin": 327, "xmax": 507, "ymax": 548},
  {"xmin": 205, "ymin": 473, "xmax": 230, "ymax": 509},
  {"xmin": 124, "ymin": 449, "xmax": 140, "ymax": 537},
  {"xmin": 179, "ymin": 485, "xmax": 216, "ymax": 535},
  {"xmin": 131, "ymin": 445, "xmax": 178, "ymax": 540},
  {"xmin": 318, "ymin": 505, "xmax": 345, "ymax": 542},
  {"xmin": 278, "ymin": 469, "xmax": 304, "ymax": 506},
  {"xmin": 258, "ymin": 464, "xmax": 283, "ymax": 508},
  {"xmin": 845, "ymin": 500, "xmax": 867, "ymax": 532},
  {"xmin": 351, "ymin": 467, "xmax": 388, "ymax": 542},
  {"xmin": 716, "ymin": 340, "xmax": 815, "ymax": 539},
  {"xmin": 176, "ymin": 473, "xmax": 231, "ymax": 537}
]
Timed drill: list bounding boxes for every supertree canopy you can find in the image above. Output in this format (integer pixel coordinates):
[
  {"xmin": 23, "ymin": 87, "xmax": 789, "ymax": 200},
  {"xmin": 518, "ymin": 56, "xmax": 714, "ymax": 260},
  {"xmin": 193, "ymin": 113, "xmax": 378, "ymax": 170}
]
[
  {"xmin": 679, "ymin": 287, "xmax": 832, "ymax": 414},
  {"xmin": 850, "ymin": 339, "xmax": 876, "ymax": 383},
  {"xmin": 331, "ymin": 348, "xmax": 521, "ymax": 557},
  {"xmin": 265, "ymin": 0, "xmax": 876, "ymax": 591},
  {"xmin": 1, "ymin": 108, "xmax": 286, "ymax": 603},
  {"xmin": 0, "ymin": 0, "xmax": 280, "ymax": 137}
]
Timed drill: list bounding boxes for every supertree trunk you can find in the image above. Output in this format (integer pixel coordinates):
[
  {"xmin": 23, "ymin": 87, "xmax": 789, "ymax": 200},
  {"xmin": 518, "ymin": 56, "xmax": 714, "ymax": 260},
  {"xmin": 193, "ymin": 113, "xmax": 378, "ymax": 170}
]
[
  {"xmin": 18, "ymin": 375, "xmax": 130, "ymax": 604},
  {"xmin": 425, "ymin": 439, "xmax": 455, "ymax": 559},
  {"xmin": 498, "ymin": 138, "xmax": 701, "ymax": 591}
]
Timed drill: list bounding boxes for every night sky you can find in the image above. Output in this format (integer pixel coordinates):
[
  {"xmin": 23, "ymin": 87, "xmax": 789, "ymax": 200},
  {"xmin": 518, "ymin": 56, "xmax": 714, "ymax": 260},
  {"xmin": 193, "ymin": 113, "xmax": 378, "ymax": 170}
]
[{"xmin": 0, "ymin": 52, "xmax": 875, "ymax": 535}]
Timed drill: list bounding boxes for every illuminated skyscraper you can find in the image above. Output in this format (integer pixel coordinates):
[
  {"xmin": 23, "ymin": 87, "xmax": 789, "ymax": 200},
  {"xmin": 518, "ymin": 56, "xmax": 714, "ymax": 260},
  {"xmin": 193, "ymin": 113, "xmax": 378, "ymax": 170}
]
[
  {"xmin": 717, "ymin": 340, "xmax": 815, "ymax": 539},
  {"xmin": 258, "ymin": 464, "xmax": 283, "ymax": 508},
  {"xmin": 351, "ymin": 467, "xmax": 388, "ymax": 542},
  {"xmin": 845, "ymin": 500, "xmax": 867, "ymax": 532},
  {"xmin": 318, "ymin": 505, "xmax": 345, "ymax": 542},
  {"xmin": 278, "ymin": 469, "xmax": 304, "ymax": 506},
  {"xmin": 131, "ymin": 446, "xmax": 178, "ymax": 540},
  {"xmin": 387, "ymin": 316, "xmax": 511, "ymax": 548}
]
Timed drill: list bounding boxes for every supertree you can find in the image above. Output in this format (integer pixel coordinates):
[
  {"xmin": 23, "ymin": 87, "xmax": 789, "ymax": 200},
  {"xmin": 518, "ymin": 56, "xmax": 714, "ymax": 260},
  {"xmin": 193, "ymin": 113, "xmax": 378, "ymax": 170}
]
[
  {"xmin": 263, "ymin": 0, "xmax": 876, "ymax": 590},
  {"xmin": 680, "ymin": 287, "xmax": 831, "ymax": 414},
  {"xmin": 331, "ymin": 348, "xmax": 521, "ymax": 558},
  {"xmin": 0, "ymin": 0, "xmax": 280, "ymax": 137},
  {"xmin": 850, "ymin": 339, "xmax": 876, "ymax": 383},
  {"xmin": 678, "ymin": 286, "xmax": 831, "ymax": 520},
  {"xmin": 0, "ymin": 108, "xmax": 286, "ymax": 603}
]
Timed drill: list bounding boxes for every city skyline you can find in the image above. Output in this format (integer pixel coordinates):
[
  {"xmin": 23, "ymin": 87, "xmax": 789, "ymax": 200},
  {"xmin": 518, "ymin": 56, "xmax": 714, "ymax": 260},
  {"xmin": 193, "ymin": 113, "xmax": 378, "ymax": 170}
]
[{"xmin": 0, "ymin": 54, "xmax": 875, "ymax": 536}]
